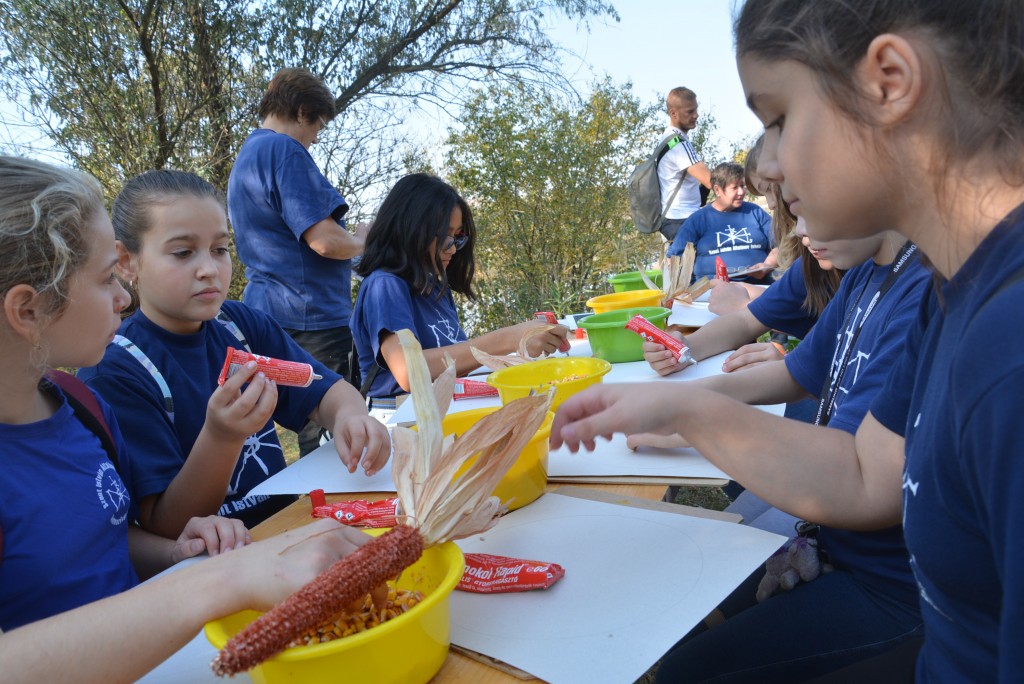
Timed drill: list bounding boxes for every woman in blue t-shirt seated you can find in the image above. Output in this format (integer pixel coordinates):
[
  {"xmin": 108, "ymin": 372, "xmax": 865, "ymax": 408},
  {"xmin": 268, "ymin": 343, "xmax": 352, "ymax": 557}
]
[
  {"xmin": 667, "ymin": 161, "xmax": 777, "ymax": 284},
  {"xmin": 351, "ymin": 174, "xmax": 569, "ymax": 415}
]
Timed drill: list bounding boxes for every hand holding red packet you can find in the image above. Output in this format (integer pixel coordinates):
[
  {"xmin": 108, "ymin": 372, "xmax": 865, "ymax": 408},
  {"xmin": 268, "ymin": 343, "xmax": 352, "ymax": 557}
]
[{"xmin": 457, "ymin": 553, "xmax": 565, "ymax": 593}]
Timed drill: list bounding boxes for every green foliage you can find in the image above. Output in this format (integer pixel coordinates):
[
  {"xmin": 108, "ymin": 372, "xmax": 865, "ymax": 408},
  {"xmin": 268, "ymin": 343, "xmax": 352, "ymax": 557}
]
[{"xmin": 446, "ymin": 80, "xmax": 664, "ymax": 333}]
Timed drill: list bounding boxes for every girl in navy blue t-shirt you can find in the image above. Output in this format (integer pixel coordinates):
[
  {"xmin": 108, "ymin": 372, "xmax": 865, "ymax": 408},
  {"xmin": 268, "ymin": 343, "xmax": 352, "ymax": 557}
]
[
  {"xmin": 81, "ymin": 171, "xmax": 389, "ymax": 538},
  {"xmin": 351, "ymin": 174, "xmax": 569, "ymax": 411}
]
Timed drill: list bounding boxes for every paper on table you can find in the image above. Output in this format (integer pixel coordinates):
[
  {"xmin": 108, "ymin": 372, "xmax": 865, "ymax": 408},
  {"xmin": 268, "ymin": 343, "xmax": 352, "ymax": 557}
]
[
  {"xmin": 451, "ymin": 492, "xmax": 786, "ymax": 684},
  {"xmin": 547, "ymin": 432, "xmax": 731, "ymax": 480},
  {"xmin": 246, "ymin": 439, "xmax": 396, "ymax": 496}
]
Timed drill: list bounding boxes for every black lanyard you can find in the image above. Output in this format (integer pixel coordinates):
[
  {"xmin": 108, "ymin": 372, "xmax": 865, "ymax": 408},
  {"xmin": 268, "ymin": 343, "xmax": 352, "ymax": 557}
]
[{"xmin": 814, "ymin": 241, "xmax": 917, "ymax": 426}]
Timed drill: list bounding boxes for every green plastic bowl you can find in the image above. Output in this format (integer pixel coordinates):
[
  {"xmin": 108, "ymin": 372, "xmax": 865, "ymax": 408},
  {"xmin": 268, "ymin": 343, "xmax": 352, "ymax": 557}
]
[
  {"xmin": 579, "ymin": 306, "xmax": 672, "ymax": 363},
  {"xmin": 608, "ymin": 270, "xmax": 664, "ymax": 293}
]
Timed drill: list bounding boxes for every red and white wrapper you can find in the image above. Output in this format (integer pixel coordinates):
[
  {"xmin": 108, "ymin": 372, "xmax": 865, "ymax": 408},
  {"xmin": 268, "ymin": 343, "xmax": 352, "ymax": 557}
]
[
  {"xmin": 308, "ymin": 489, "xmax": 400, "ymax": 528},
  {"xmin": 218, "ymin": 347, "xmax": 321, "ymax": 388},
  {"xmin": 715, "ymin": 256, "xmax": 730, "ymax": 281},
  {"xmin": 454, "ymin": 378, "xmax": 500, "ymax": 400},
  {"xmin": 457, "ymin": 553, "xmax": 565, "ymax": 593},
  {"xmin": 624, "ymin": 315, "xmax": 694, "ymax": 365}
]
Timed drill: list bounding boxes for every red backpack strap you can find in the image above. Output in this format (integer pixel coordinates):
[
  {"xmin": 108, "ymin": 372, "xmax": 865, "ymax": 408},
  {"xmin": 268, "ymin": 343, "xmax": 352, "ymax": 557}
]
[{"xmin": 43, "ymin": 370, "xmax": 120, "ymax": 474}]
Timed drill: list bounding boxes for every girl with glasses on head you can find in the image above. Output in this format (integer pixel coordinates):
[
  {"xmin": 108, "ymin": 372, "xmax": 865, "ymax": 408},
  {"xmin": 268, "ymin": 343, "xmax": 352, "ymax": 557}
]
[{"xmin": 351, "ymin": 173, "xmax": 569, "ymax": 419}]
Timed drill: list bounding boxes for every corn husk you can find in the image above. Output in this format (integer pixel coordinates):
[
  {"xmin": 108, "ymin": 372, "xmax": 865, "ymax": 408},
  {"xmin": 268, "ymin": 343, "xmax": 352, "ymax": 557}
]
[
  {"xmin": 643, "ymin": 244, "xmax": 711, "ymax": 305},
  {"xmin": 394, "ymin": 329, "xmax": 553, "ymax": 546},
  {"xmin": 468, "ymin": 323, "xmax": 556, "ymax": 370}
]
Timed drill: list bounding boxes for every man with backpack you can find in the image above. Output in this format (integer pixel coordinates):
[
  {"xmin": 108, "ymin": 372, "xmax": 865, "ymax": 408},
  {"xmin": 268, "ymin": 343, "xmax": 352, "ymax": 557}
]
[{"xmin": 649, "ymin": 87, "xmax": 712, "ymax": 241}]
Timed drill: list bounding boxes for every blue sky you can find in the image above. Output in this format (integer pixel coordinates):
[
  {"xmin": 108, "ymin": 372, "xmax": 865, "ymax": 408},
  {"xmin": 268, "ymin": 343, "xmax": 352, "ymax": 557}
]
[{"xmin": 547, "ymin": 0, "xmax": 762, "ymax": 158}]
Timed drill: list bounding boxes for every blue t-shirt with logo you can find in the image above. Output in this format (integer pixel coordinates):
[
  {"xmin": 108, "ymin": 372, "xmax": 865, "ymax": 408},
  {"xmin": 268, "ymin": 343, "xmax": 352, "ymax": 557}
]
[
  {"xmin": 784, "ymin": 248, "xmax": 930, "ymax": 603},
  {"xmin": 228, "ymin": 129, "xmax": 351, "ymax": 331},
  {"xmin": 351, "ymin": 271, "xmax": 467, "ymax": 399},
  {"xmin": 667, "ymin": 201, "xmax": 773, "ymax": 281},
  {"xmin": 0, "ymin": 389, "xmax": 138, "ymax": 629},
  {"xmin": 80, "ymin": 300, "xmax": 339, "ymax": 527},
  {"xmin": 871, "ymin": 209, "xmax": 1024, "ymax": 683}
]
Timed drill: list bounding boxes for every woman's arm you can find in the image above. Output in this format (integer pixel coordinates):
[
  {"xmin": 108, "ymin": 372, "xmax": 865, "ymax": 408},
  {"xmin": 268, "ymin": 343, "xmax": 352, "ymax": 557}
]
[
  {"xmin": 380, "ymin": 320, "xmax": 568, "ymax": 391},
  {"xmin": 551, "ymin": 383, "xmax": 904, "ymax": 529},
  {"xmin": 0, "ymin": 519, "xmax": 372, "ymax": 684}
]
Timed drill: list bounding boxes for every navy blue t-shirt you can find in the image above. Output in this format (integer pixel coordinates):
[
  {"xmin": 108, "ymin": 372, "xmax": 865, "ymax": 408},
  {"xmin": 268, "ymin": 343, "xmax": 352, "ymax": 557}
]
[
  {"xmin": 80, "ymin": 300, "xmax": 339, "ymax": 527},
  {"xmin": 351, "ymin": 271, "xmax": 467, "ymax": 399},
  {"xmin": 667, "ymin": 201, "xmax": 773, "ymax": 281},
  {"xmin": 872, "ymin": 208, "xmax": 1024, "ymax": 682},
  {"xmin": 0, "ymin": 389, "xmax": 138, "ymax": 629},
  {"xmin": 785, "ymin": 248, "xmax": 931, "ymax": 602},
  {"xmin": 747, "ymin": 256, "xmax": 817, "ymax": 340},
  {"xmin": 227, "ymin": 129, "xmax": 351, "ymax": 331}
]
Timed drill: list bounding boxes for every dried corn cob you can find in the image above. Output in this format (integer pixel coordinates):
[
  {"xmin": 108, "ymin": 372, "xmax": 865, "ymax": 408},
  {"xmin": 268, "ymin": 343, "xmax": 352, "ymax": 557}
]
[
  {"xmin": 211, "ymin": 525, "xmax": 424, "ymax": 676},
  {"xmin": 211, "ymin": 329, "xmax": 553, "ymax": 676}
]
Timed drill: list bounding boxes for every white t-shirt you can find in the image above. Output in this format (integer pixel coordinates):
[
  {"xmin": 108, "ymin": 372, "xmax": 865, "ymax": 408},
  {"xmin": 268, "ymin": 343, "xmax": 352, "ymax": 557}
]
[{"xmin": 656, "ymin": 127, "xmax": 703, "ymax": 220}]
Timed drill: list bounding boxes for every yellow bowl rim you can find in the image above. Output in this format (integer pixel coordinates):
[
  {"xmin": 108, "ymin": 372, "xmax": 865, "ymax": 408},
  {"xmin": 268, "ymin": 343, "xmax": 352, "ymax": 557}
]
[
  {"xmin": 204, "ymin": 530, "xmax": 464, "ymax": 663},
  {"xmin": 585, "ymin": 289, "xmax": 663, "ymax": 307},
  {"xmin": 484, "ymin": 356, "xmax": 612, "ymax": 390}
]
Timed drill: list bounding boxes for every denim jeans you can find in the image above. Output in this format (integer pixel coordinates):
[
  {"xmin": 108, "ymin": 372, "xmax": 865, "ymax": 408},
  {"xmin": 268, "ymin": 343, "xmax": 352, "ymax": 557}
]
[
  {"xmin": 655, "ymin": 567, "xmax": 923, "ymax": 683},
  {"xmin": 283, "ymin": 325, "xmax": 353, "ymax": 457}
]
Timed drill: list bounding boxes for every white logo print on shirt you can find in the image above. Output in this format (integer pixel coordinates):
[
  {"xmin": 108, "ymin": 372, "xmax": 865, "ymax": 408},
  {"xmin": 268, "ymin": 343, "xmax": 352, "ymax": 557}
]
[
  {"xmin": 94, "ymin": 461, "xmax": 129, "ymax": 525},
  {"xmin": 716, "ymin": 225, "xmax": 754, "ymax": 248},
  {"xmin": 429, "ymin": 318, "xmax": 462, "ymax": 347}
]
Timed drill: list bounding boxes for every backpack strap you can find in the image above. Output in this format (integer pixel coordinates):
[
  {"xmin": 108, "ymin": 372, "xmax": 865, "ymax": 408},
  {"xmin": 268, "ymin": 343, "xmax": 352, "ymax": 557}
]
[
  {"xmin": 653, "ymin": 135, "xmax": 688, "ymax": 231},
  {"xmin": 42, "ymin": 370, "xmax": 120, "ymax": 474},
  {"xmin": 215, "ymin": 309, "xmax": 251, "ymax": 352},
  {"xmin": 112, "ymin": 334, "xmax": 175, "ymax": 421}
]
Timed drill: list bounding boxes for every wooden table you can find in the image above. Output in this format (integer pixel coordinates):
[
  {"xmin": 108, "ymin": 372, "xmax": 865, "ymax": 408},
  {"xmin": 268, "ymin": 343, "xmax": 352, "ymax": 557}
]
[{"xmin": 251, "ymin": 483, "xmax": 737, "ymax": 683}]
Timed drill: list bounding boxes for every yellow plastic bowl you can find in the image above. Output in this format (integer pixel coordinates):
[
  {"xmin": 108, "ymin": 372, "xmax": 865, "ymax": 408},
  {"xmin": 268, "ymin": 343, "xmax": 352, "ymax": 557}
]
[
  {"xmin": 486, "ymin": 356, "xmax": 612, "ymax": 411},
  {"xmin": 586, "ymin": 289, "xmax": 663, "ymax": 313},
  {"xmin": 440, "ymin": 407, "xmax": 554, "ymax": 511},
  {"xmin": 204, "ymin": 530, "xmax": 464, "ymax": 684}
]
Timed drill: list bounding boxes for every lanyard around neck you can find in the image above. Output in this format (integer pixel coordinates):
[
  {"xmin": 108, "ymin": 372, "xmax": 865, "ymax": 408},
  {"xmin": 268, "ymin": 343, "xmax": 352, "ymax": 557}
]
[{"xmin": 814, "ymin": 241, "xmax": 917, "ymax": 427}]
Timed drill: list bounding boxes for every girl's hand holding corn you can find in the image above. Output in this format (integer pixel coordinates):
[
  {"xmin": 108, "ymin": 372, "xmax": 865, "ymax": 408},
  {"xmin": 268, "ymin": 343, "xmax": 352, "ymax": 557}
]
[{"xmin": 511, "ymin": 319, "xmax": 570, "ymax": 357}]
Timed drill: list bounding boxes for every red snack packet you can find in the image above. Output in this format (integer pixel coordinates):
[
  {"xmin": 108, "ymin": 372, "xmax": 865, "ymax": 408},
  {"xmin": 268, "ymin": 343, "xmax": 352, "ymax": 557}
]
[
  {"xmin": 454, "ymin": 378, "xmax": 500, "ymax": 400},
  {"xmin": 218, "ymin": 347, "xmax": 321, "ymax": 388},
  {"xmin": 457, "ymin": 553, "xmax": 565, "ymax": 593},
  {"xmin": 309, "ymin": 490, "xmax": 400, "ymax": 528},
  {"xmin": 534, "ymin": 311, "xmax": 571, "ymax": 353},
  {"xmin": 715, "ymin": 256, "xmax": 730, "ymax": 281},
  {"xmin": 624, "ymin": 314, "xmax": 694, "ymax": 365}
]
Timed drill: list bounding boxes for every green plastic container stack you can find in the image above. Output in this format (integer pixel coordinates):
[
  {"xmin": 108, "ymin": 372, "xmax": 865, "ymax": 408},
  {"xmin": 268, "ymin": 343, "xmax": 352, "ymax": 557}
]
[{"xmin": 607, "ymin": 270, "xmax": 663, "ymax": 293}]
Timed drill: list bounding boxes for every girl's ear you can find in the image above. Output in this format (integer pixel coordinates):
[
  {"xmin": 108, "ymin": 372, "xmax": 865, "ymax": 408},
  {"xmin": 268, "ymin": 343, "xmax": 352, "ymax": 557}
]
[
  {"xmin": 860, "ymin": 34, "xmax": 923, "ymax": 126},
  {"xmin": 115, "ymin": 240, "xmax": 136, "ymax": 284},
  {"xmin": 3, "ymin": 284, "xmax": 45, "ymax": 342}
]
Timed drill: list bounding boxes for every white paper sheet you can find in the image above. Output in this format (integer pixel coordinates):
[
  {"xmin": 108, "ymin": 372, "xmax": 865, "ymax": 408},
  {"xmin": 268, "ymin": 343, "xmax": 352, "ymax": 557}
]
[
  {"xmin": 668, "ymin": 300, "xmax": 718, "ymax": 327},
  {"xmin": 246, "ymin": 439, "xmax": 396, "ymax": 496},
  {"xmin": 451, "ymin": 492, "xmax": 786, "ymax": 684},
  {"xmin": 547, "ymin": 432, "xmax": 731, "ymax": 480}
]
